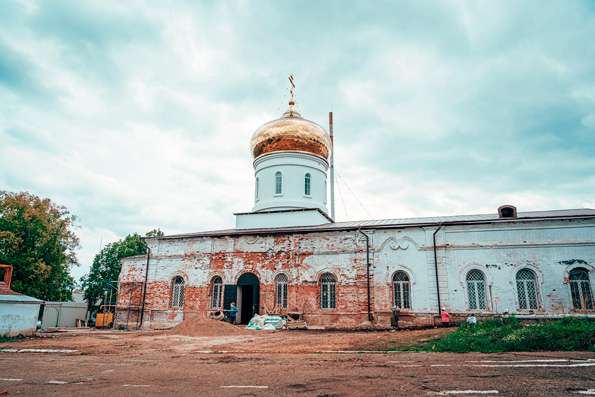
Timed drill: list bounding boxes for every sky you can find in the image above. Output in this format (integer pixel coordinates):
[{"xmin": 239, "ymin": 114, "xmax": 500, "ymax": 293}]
[{"xmin": 1, "ymin": 0, "xmax": 595, "ymax": 281}]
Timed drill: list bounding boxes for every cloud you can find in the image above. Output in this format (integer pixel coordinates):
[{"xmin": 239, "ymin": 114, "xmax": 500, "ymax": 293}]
[
  {"xmin": 0, "ymin": 39, "xmax": 49, "ymax": 99},
  {"xmin": 1, "ymin": 0, "xmax": 594, "ymax": 281}
]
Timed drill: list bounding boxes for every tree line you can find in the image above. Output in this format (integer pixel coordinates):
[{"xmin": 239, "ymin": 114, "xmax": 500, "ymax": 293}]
[{"xmin": 0, "ymin": 191, "xmax": 160, "ymax": 306}]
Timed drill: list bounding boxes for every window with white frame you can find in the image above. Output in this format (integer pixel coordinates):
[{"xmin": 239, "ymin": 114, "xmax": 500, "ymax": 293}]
[
  {"xmin": 466, "ymin": 270, "xmax": 486, "ymax": 310},
  {"xmin": 275, "ymin": 171, "xmax": 283, "ymax": 194},
  {"xmin": 392, "ymin": 271, "xmax": 411, "ymax": 309},
  {"xmin": 320, "ymin": 273, "xmax": 336, "ymax": 309},
  {"xmin": 210, "ymin": 276, "xmax": 223, "ymax": 309},
  {"xmin": 569, "ymin": 268, "xmax": 594, "ymax": 310},
  {"xmin": 304, "ymin": 173, "xmax": 311, "ymax": 196},
  {"xmin": 516, "ymin": 268, "xmax": 539, "ymax": 310},
  {"xmin": 171, "ymin": 276, "xmax": 185, "ymax": 309},
  {"xmin": 275, "ymin": 273, "xmax": 288, "ymax": 309},
  {"xmin": 255, "ymin": 177, "xmax": 259, "ymax": 200}
]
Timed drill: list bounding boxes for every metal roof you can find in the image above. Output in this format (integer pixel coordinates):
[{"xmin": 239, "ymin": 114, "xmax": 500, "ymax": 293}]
[
  {"xmin": 0, "ymin": 293, "xmax": 42, "ymax": 304},
  {"xmin": 156, "ymin": 208, "xmax": 595, "ymax": 240}
]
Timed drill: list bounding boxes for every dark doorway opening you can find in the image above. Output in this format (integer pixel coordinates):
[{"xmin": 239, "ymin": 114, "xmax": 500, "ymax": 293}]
[
  {"xmin": 223, "ymin": 284, "xmax": 237, "ymax": 312},
  {"xmin": 237, "ymin": 272, "xmax": 260, "ymax": 324}
]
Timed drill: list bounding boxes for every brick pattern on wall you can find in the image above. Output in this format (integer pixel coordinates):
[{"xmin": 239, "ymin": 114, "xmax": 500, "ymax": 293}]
[{"xmin": 115, "ymin": 219, "xmax": 595, "ymax": 329}]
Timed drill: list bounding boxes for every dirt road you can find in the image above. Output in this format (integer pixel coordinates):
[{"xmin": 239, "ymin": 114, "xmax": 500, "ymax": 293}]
[{"xmin": 1, "ymin": 328, "xmax": 593, "ymax": 396}]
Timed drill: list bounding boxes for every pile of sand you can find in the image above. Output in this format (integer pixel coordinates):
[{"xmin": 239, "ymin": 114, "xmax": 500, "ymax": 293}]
[{"xmin": 169, "ymin": 315, "xmax": 249, "ymax": 337}]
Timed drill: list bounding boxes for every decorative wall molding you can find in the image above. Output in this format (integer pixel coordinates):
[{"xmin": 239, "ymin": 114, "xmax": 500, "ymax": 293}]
[{"xmin": 377, "ymin": 236, "xmax": 419, "ymax": 252}]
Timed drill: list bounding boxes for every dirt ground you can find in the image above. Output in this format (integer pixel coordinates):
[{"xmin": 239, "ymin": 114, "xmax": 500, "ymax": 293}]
[{"xmin": 1, "ymin": 327, "xmax": 594, "ymax": 396}]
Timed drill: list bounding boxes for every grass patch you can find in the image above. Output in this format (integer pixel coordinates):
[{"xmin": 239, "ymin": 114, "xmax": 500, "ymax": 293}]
[
  {"xmin": 419, "ymin": 317, "xmax": 595, "ymax": 353},
  {"xmin": 364, "ymin": 338, "xmax": 433, "ymax": 352},
  {"xmin": 0, "ymin": 336, "xmax": 24, "ymax": 343}
]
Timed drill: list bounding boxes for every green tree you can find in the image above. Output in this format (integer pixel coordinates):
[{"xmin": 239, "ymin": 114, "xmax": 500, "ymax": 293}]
[
  {"xmin": 0, "ymin": 191, "xmax": 79, "ymax": 301},
  {"xmin": 145, "ymin": 228, "xmax": 164, "ymax": 238},
  {"xmin": 81, "ymin": 230, "xmax": 161, "ymax": 309}
]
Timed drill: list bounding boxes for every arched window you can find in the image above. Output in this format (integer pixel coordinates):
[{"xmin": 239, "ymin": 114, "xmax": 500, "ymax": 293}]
[
  {"xmin": 210, "ymin": 276, "xmax": 223, "ymax": 309},
  {"xmin": 255, "ymin": 177, "xmax": 259, "ymax": 200},
  {"xmin": 171, "ymin": 276, "xmax": 185, "ymax": 309},
  {"xmin": 569, "ymin": 268, "xmax": 594, "ymax": 310},
  {"xmin": 498, "ymin": 205, "xmax": 517, "ymax": 219},
  {"xmin": 304, "ymin": 173, "xmax": 311, "ymax": 196},
  {"xmin": 275, "ymin": 171, "xmax": 283, "ymax": 194},
  {"xmin": 320, "ymin": 273, "xmax": 336, "ymax": 309},
  {"xmin": 516, "ymin": 269, "xmax": 539, "ymax": 310},
  {"xmin": 275, "ymin": 273, "xmax": 288, "ymax": 309},
  {"xmin": 392, "ymin": 271, "xmax": 411, "ymax": 309},
  {"xmin": 466, "ymin": 270, "xmax": 486, "ymax": 310}
]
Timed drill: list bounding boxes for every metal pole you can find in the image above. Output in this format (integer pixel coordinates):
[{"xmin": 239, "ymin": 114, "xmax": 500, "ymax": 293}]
[
  {"xmin": 433, "ymin": 225, "xmax": 444, "ymax": 316},
  {"xmin": 109, "ymin": 284, "xmax": 114, "ymax": 329},
  {"xmin": 56, "ymin": 304, "xmax": 62, "ymax": 328},
  {"xmin": 139, "ymin": 247, "xmax": 151, "ymax": 328},
  {"xmin": 127, "ymin": 287, "xmax": 132, "ymax": 331},
  {"xmin": 135, "ymin": 282, "xmax": 142, "ymax": 329},
  {"xmin": 329, "ymin": 112, "xmax": 335, "ymax": 221},
  {"xmin": 357, "ymin": 229, "xmax": 373, "ymax": 322}
]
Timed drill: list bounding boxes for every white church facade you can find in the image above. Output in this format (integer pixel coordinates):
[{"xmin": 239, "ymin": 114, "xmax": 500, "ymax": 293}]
[{"xmin": 116, "ymin": 89, "xmax": 595, "ymax": 329}]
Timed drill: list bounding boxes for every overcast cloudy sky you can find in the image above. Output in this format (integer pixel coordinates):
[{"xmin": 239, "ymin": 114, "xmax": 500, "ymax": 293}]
[{"xmin": 1, "ymin": 0, "xmax": 594, "ymax": 280}]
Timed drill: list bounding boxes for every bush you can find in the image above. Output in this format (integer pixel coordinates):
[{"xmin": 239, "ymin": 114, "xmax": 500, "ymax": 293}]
[
  {"xmin": 427, "ymin": 317, "xmax": 595, "ymax": 353},
  {"xmin": 0, "ymin": 335, "xmax": 25, "ymax": 343}
]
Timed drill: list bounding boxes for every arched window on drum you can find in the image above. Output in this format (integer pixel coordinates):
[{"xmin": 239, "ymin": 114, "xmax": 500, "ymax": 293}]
[
  {"xmin": 466, "ymin": 270, "xmax": 486, "ymax": 310},
  {"xmin": 171, "ymin": 276, "xmax": 185, "ymax": 309},
  {"xmin": 275, "ymin": 171, "xmax": 283, "ymax": 194},
  {"xmin": 304, "ymin": 173, "xmax": 311, "ymax": 196},
  {"xmin": 569, "ymin": 268, "xmax": 594, "ymax": 310},
  {"xmin": 392, "ymin": 271, "xmax": 411, "ymax": 309}
]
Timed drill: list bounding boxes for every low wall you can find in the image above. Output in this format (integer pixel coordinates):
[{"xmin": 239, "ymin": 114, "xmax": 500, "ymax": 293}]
[
  {"xmin": 374, "ymin": 311, "xmax": 437, "ymax": 328},
  {"xmin": 40, "ymin": 302, "xmax": 88, "ymax": 330},
  {"xmin": 115, "ymin": 308, "xmax": 440, "ymax": 330},
  {"xmin": 0, "ymin": 302, "xmax": 40, "ymax": 337}
]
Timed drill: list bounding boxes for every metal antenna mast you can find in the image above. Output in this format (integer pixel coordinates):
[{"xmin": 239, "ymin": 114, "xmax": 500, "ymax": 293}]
[{"xmin": 329, "ymin": 111, "xmax": 335, "ymax": 220}]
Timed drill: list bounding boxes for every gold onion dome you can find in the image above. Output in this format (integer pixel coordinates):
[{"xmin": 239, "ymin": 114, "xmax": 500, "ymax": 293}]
[{"xmin": 250, "ymin": 104, "xmax": 331, "ymax": 160}]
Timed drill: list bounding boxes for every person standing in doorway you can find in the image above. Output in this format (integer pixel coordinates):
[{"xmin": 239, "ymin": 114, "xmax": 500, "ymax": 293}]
[{"xmin": 228, "ymin": 302, "xmax": 238, "ymax": 324}]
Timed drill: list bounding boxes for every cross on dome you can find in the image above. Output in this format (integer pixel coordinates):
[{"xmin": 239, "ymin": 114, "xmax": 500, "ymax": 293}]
[{"xmin": 288, "ymin": 74, "xmax": 297, "ymax": 115}]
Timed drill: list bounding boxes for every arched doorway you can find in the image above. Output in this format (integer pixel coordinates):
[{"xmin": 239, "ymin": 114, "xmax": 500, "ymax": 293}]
[{"xmin": 237, "ymin": 273, "xmax": 260, "ymax": 324}]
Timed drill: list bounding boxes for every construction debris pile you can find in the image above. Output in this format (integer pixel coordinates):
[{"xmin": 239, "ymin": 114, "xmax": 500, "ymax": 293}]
[
  {"xmin": 169, "ymin": 315, "xmax": 248, "ymax": 337},
  {"xmin": 245, "ymin": 314, "xmax": 287, "ymax": 331}
]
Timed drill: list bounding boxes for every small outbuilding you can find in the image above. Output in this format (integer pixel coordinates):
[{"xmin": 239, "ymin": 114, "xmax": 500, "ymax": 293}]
[
  {"xmin": 0, "ymin": 264, "xmax": 42, "ymax": 337},
  {"xmin": 40, "ymin": 301, "xmax": 87, "ymax": 330}
]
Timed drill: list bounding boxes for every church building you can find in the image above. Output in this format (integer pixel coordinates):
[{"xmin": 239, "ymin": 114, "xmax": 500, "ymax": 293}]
[{"xmin": 115, "ymin": 87, "xmax": 595, "ymax": 329}]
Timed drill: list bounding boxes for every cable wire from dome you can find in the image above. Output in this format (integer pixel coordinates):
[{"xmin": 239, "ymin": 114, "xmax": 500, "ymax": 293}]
[
  {"xmin": 335, "ymin": 170, "xmax": 349, "ymax": 219},
  {"xmin": 336, "ymin": 170, "xmax": 373, "ymax": 220}
]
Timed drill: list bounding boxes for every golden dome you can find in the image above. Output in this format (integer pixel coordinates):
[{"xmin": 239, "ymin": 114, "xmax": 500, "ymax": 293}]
[{"xmin": 250, "ymin": 109, "xmax": 331, "ymax": 160}]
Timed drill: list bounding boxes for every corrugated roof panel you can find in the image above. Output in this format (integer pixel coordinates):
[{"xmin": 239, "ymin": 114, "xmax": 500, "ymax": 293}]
[{"xmin": 158, "ymin": 208, "xmax": 595, "ymax": 240}]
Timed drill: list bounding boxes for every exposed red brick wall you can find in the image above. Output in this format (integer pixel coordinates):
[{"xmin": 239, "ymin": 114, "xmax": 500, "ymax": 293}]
[
  {"xmin": 116, "ymin": 282, "xmax": 143, "ymax": 308},
  {"xmin": 116, "ymin": 231, "xmax": 381, "ymax": 329}
]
